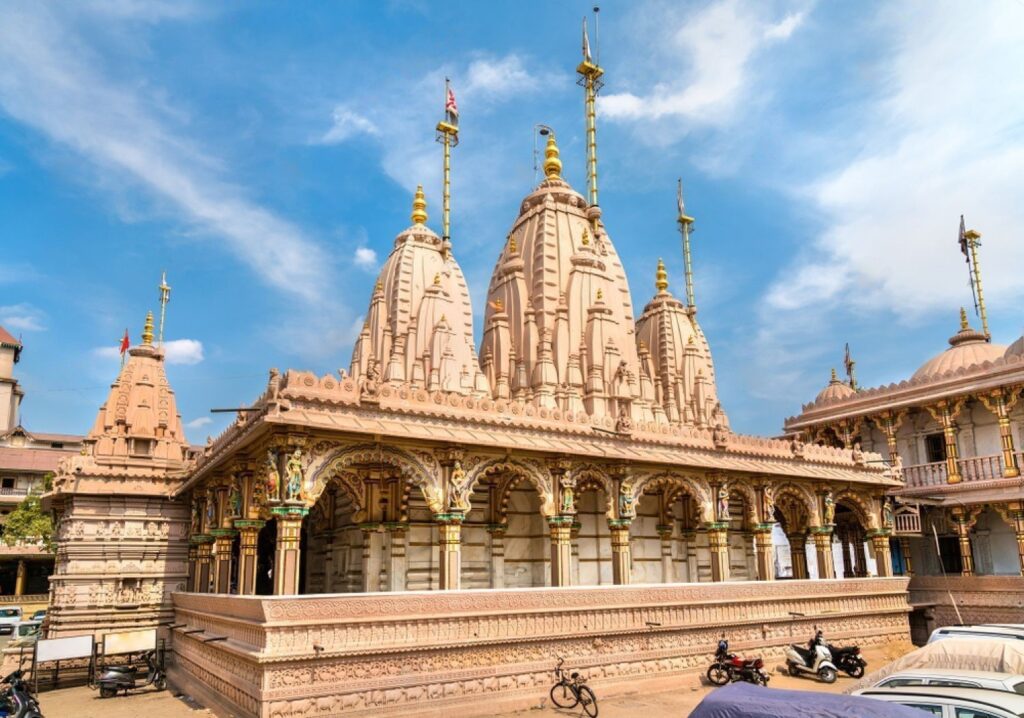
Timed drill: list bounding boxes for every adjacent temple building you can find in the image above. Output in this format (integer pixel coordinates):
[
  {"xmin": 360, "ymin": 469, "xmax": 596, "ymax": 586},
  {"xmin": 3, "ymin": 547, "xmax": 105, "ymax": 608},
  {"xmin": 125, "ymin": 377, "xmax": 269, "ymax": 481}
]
[{"xmin": 42, "ymin": 21, "xmax": 920, "ymax": 718}]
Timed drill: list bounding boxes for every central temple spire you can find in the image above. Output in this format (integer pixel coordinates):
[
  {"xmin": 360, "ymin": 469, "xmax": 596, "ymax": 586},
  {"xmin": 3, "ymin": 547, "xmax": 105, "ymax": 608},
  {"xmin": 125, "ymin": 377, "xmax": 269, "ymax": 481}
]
[{"xmin": 577, "ymin": 12, "xmax": 604, "ymax": 208}]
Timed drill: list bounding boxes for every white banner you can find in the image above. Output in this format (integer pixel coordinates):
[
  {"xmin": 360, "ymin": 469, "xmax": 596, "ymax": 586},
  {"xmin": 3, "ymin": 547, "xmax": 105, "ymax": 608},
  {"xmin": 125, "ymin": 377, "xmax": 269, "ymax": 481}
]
[
  {"xmin": 103, "ymin": 628, "xmax": 156, "ymax": 655},
  {"xmin": 35, "ymin": 635, "xmax": 93, "ymax": 663}
]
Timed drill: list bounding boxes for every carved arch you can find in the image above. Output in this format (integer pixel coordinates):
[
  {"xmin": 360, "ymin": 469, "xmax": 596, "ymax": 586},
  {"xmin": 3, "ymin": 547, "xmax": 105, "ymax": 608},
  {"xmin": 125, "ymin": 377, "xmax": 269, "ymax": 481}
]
[
  {"xmin": 835, "ymin": 489, "xmax": 877, "ymax": 530},
  {"xmin": 773, "ymin": 482, "xmax": 821, "ymax": 529},
  {"xmin": 726, "ymin": 480, "xmax": 759, "ymax": 527},
  {"xmin": 306, "ymin": 444, "xmax": 440, "ymax": 512},
  {"xmin": 570, "ymin": 463, "xmax": 615, "ymax": 519},
  {"xmin": 476, "ymin": 460, "xmax": 554, "ymax": 521},
  {"xmin": 632, "ymin": 473, "xmax": 713, "ymax": 524}
]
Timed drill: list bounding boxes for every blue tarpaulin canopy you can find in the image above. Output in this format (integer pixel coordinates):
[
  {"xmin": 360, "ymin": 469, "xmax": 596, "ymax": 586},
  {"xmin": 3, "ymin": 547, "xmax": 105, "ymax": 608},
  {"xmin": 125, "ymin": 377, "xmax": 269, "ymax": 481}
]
[{"xmin": 689, "ymin": 682, "xmax": 928, "ymax": 718}]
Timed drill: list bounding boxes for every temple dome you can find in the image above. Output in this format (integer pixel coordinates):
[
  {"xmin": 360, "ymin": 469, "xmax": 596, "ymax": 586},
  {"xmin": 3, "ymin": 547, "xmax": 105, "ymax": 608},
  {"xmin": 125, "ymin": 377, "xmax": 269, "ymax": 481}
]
[
  {"xmin": 350, "ymin": 186, "xmax": 489, "ymax": 396},
  {"xmin": 1006, "ymin": 335, "xmax": 1024, "ymax": 358},
  {"xmin": 478, "ymin": 133, "xmax": 654, "ymax": 422},
  {"xmin": 815, "ymin": 368, "xmax": 856, "ymax": 403},
  {"xmin": 912, "ymin": 309, "xmax": 1006, "ymax": 381},
  {"xmin": 634, "ymin": 259, "xmax": 727, "ymax": 428}
]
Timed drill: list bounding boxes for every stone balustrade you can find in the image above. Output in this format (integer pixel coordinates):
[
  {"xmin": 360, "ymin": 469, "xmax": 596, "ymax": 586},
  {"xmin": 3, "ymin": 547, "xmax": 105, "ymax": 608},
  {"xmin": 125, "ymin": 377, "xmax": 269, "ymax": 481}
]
[{"xmin": 903, "ymin": 451, "xmax": 1023, "ymax": 489}]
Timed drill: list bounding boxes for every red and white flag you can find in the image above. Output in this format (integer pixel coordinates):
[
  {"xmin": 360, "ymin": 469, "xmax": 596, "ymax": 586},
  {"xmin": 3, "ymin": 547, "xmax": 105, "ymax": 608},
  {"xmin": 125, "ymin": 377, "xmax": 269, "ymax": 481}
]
[
  {"xmin": 445, "ymin": 85, "xmax": 458, "ymax": 120},
  {"xmin": 119, "ymin": 328, "xmax": 130, "ymax": 355}
]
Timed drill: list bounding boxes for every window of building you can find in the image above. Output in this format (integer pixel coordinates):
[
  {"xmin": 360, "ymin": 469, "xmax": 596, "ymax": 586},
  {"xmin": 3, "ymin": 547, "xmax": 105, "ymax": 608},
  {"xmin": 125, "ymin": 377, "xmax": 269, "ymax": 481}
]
[
  {"xmin": 129, "ymin": 438, "xmax": 154, "ymax": 457},
  {"xmin": 0, "ymin": 478, "xmax": 13, "ymax": 489},
  {"xmin": 938, "ymin": 535, "xmax": 963, "ymax": 574},
  {"xmin": 924, "ymin": 433, "xmax": 947, "ymax": 463},
  {"xmin": 50, "ymin": 442, "xmax": 63, "ymax": 449}
]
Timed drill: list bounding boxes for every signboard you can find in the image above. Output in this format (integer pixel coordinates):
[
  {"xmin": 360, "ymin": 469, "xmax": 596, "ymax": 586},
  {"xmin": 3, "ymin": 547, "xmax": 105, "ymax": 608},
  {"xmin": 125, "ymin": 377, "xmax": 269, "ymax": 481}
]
[
  {"xmin": 102, "ymin": 628, "xmax": 156, "ymax": 655},
  {"xmin": 35, "ymin": 635, "xmax": 93, "ymax": 663}
]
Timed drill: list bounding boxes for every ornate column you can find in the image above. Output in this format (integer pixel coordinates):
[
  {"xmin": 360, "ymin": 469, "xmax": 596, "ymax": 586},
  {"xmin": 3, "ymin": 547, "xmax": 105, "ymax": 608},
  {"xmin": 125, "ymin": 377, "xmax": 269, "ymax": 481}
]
[
  {"xmin": 997, "ymin": 502, "xmax": 1024, "ymax": 576},
  {"xmin": 549, "ymin": 517, "xmax": 573, "ymax": 587},
  {"xmin": 869, "ymin": 530, "xmax": 894, "ymax": 577},
  {"xmin": 437, "ymin": 516, "xmax": 463, "ymax": 590},
  {"xmin": 811, "ymin": 528, "xmax": 835, "ymax": 579},
  {"xmin": 788, "ymin": 533, "xmax": 809, "ymax": 579},
  {"xmin": 211, "ymin": 529, "xmax": 236, "ymax": 594},
  {"xmin": 608, "ymin": 520, "xmax": 632, "ymax": 585},
  {"xmin": 186, "ymin": 544, "xmax": 198, "ymax": 591},
  {"xmin": 657, "ymin": 524, "xmax": 674, "ymax": 583},
  {"xmin": 840, "ymin": 528, "xmax": 854, "ymax": 578},
  {"xmin": 385, "ymin": 524, "xmax": 408, "ymax": 592},
  {"xmin": 360, "ymin": 525, "xmax": 383, "ymax": 592},
  {"xmin": 235, "ymin": 520, "xmax": 264, "ymax": 595},
  {"xmin": 950, "ymin": 507, "xmax": 977, "ymax": 577},
  {"xmin": 925, "ymin": 398, "xmax": 967, "ymax": 484},
  {"xmin": 708, "ymin": 525, "xmax": 730, "ymax": 582},
  {"xmin": 753, "ymin": 528, "xmax": 774, "ymax": 581},
  {"xmin": 899, "ymin": 537, "xmax": 914, "ymax": 577},
  {"xmin": 486, "ymin": 524, "xmax": 506, "ymax": 589},
  {"xmin": 571, "ymin": 521, "xmax": 582, "ymax": 586},
  {"xmin": 681, "ymin": 529, "xmax": 698, "ymax": 582},
  {"xmin": 978, "ymin": 389, "xmax": 1022, "ymax": 478},
  {"xmin": 853, "ymin": 530, "xmax": 869, "ymax": 577},
  {"xmin": 14, "ymin": 560, "xmax": 25, "ymax": 597},
  {"xmin": 271, "ymin": 505, "xmax": 308, "ymax": 595},
  {"xmin": 872, "ymin": 410, "xmax": 907, "ymax": 478},
  {"xmin": 194, "ymin": 536, "xmax": 214, "ymax": 593}
]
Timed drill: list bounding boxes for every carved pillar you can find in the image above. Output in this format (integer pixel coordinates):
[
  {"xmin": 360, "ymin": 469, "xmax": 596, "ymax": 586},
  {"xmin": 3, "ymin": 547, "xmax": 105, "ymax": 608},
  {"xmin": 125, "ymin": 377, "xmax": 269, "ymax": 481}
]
[
  {"xmin": 608, "ymin": 521, "xmax": 632, "ymax": 585},
  {"xmin": 925, "ymin": 398, "xmax": 966, "ymax": 484},
  {"xmin": 194, "ymin": 536, "xmax": 214, "ymax": 593},
  {"xmin": 211, "ymin": 529, "xmax": 236, "ymax": 594},
  {"xmin": 549, "ymin": 517, "xmax": 573, "ymax": 587},
  {"xmin": 437, "ymin": 516, "xmax": 462, "ymax": 590},
  {"xmin": 753, "ymin": 528, "xmax": 774, "ymax": 581},
  {"xmin": 873, "ymin": 410, "xmax": 907, "ymax": 478},
  {"xmin": 386, "ymin": 525, "xmax": 408, "ymax": 592},
  {"xmin": 235, "ymin": 520, "xmax": 264, "ymax": 595},
  {"xmin": 571, "ymin": 521, "xmax": 582, "ymax": 586},
  {"xmin": 361, "ymin": 526, "xmax": 383, "ymax": 593},
  {"xmin": 271, "ymin": 506, "xmax": 308, "ymax": 595},
  {"xmin": 950, "ymin": 507, "xmax": 976, "ymax": 577},
  {"xmin": 812, "ymin": 529, "xmax": 835, "ymax": 579},
  {"xmin": 186, "ymin": 544, "xmax": 198, "ymax": 592},
  {"xmin": 788, "ymin": 533, "xmax": 809, "ymax": 579},
  {"xmin": 682, "ymin": 530, "xmax": 698, "ymax": 582},
  {"xmin": 840, "ymin": 529, "xmax": 854, "ymax": 578},
  {"xmin": 487, "ymin": 524, "xmax": 505, "ymax": 589},
  {"xmin": 657, "ymin": 524, "xmax": 674, "ymax": 583},
  {"xmin": 978, "ymin": 389, "xmax": 1022, "ymax": 478},
  {"xmin": 708, "ymin": 526, "xmax": 730, "ymax": 582},
  {"xmin": 869, "ymin": 531, "xmax": 894, "ymax": 577},
  {"xmin": 854, "ymin": 530, "xmax": 869, "ymax": 577},
  {"xmin": 899, "ymin": 537, "xmax": 914, "ymax": 577},
  {"xmin": 14, "ymin": 560, "xmax": 25, "ymax": 597}
]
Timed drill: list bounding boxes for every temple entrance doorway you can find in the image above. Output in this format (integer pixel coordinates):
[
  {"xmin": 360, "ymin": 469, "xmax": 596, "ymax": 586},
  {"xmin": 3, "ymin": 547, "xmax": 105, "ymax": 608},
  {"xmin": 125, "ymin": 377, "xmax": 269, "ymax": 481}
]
[
  {"xmin": 301, "ymin": 483, "xmax": 366, "ymax": 594},
  {"xmin": 255, "ymin": 519, "xmax": 275, "ymax": 595}
]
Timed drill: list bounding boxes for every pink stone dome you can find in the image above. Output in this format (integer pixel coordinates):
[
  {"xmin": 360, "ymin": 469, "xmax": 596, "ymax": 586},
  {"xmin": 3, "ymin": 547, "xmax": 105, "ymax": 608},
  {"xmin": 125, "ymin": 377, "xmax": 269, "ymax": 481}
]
[
  {"xmin": 912, "ymin": 314, "xmax": 1006, "ymax": 381},
  {"xmin": 1006, "ymin": 335, "xmax": 1024, "ymax": 358},
  {"xmin": 814, "ymin": 369, "xmax": 856, "ymax": 403}
]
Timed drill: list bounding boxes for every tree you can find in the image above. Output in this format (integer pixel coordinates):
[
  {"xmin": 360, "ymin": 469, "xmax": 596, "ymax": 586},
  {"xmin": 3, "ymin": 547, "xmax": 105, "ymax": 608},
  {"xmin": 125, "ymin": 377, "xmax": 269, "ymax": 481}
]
[{"xmin": 3, "ymin": 475, "xmax": 54, "ymax": 553}]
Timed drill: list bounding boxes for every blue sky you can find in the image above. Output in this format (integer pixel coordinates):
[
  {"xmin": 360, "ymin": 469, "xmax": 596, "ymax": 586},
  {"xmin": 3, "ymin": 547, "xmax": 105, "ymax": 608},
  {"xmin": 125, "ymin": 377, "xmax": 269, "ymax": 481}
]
[{"xmin": 2, "ymin": 1, "xmax": 1024, "ymax": 441}]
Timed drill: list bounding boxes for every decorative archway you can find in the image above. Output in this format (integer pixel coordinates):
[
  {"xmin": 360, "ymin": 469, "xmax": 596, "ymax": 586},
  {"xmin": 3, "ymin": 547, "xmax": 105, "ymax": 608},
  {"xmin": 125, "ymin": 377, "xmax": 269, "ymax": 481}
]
[
  {"xmin": 490, "ymin": 461, "xmax": 555, "ymax": 523},
  {"xmin": 726, "ymin": 480, "xmax": 759, "ymax": 528},
  {"xmin": 307, "ymin": 443, "xmax": 442, "ymax": 514},
  {"xmin": 631, "ymin": 473, "xmax": 713, "ymax": 524},
  {"xmin": 835, "ymin": 489, "xmax": 877, "ymax": 530},
  {"xmin": 570, "ymin": 463, "xmax": 615, "ymax": 519},
  {"xmin": 773, "ymin": 482, "xmax": 821, "ymax": 529}
]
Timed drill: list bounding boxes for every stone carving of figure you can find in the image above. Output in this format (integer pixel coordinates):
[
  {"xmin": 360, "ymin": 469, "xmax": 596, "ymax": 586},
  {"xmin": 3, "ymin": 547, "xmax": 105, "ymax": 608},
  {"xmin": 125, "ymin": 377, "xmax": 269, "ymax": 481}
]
[
  {"xmin": 190, "ymin": 503, "xmax": 200, "ymax": 535},
  {"xmin": 761, "ymin": 485, "xmax": 775, "ymax": 524},
  {"xmin": 615, "ymin": 411, "xmax": 633, "ymax": 434},
  {"xmin": 449, "ymin": 461, "xmax": 471, "ymax": 512},
  {"xmin": 717, "ymin": 486, "xmax": 731, "ymax": 522},
  {"xmin": 618, "ymin": 484, "xmax": 636, "ymax": 519},
  {"xmin": 560, "ymin": 476, "xmax": 576, "ymax": 515},
  {"xmin": 790, "ymin": 436, "xmax": 806, "ymax": 458},
  {"xmin": 205, "ymin": 498, "xmax": 216, "ymax": 531},
  {"xmin": 228, "ymin": 481, "xmax": 242, "ymax": 519},
  {"xmin": 823, "ymin": 490, "xmax": 836, "ymax": 525},
  {"xmin": 265, "ymin": 450, "xmax": 281, "ymax": 502},
  {"xmin": 361, "ymin": 358, "xmax": 381, "ymax": 395},
  {"xmin": 422, "ymin": 483, "xmax": 444, "ymax": 515},
  {"xmin": 285, "ymin": 449, "xmax": 303, "ymax": 501},
  {"xmin": 712, "ymin": 423, "xmax": 728, "ymax": 449},
  {"xmin": 882, "ymin": 497, "xmax": 894, "ymax": 529},
  {"xmin": 852, "ymin": 442, "xmax": 865, "ymax": 466},
  {"xmin": 892, "ymin": 454, "xmax": 904, "ymax": 480}
]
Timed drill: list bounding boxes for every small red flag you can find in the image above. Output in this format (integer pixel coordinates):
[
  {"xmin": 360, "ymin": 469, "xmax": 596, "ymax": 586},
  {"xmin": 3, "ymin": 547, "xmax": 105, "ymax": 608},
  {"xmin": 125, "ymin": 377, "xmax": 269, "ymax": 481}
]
[
  {"xmin": 445, "ymin": 86, "xmax": 458, "ymax": 119},
  {"xmin": 119, "ymin": 328, "xmax": 130, "ymax": 355}
]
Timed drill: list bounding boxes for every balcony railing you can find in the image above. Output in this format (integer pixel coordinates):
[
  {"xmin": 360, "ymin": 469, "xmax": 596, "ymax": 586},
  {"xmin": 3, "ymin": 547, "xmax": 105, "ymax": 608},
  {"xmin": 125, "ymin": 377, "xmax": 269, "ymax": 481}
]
[
  {"xmin": 0, "ymin": 488, "xmax": 29, "ymax": 497},
  {"xmin": 903, "ymin": 451, "xmax": 1024, "ymax": 489}
]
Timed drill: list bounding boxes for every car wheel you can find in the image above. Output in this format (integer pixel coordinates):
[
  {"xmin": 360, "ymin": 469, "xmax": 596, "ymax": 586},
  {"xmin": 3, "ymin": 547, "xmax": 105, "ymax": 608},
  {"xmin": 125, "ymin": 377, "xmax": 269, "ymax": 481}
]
[{"xmin": 818, "ymin": 666, "xmax": 837, "ymax": 684}]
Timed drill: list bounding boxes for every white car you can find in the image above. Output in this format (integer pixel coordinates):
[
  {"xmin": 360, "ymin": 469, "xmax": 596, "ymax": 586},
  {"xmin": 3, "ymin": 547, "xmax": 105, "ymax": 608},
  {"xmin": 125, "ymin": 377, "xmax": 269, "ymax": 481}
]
[
  {"xmin": 927, "ymin": 624, "xmax": 1024, "ymax": 644},
  {"xmin": 855, "ymin": 685, "xmax": 1024, "ymax": 718},
  {"xmin": 0, "ymin": 607, "xmax": 22, "ymax": 636},
  {"xmin": 872, "ymin": 668, "xmax": 1024, "ymax": 695}
]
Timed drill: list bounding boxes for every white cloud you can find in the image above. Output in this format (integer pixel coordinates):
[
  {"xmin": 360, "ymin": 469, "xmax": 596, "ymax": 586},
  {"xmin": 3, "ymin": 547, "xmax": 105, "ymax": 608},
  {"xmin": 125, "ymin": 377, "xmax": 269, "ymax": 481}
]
[
  {"xmin": 92, "ymin": 346, "xmax": 121, "ymax": 360},
  {"xmin": 764, "ymin": 11, "xmax": 806, "ymax": 41},
  {"xmin": 353, "ymin": 247, "xmax": 378, "ymax": 271},
  {"xmin": 0, "ymin": 5, "xmax": 332, "ymax": 304},
  {"xmin": 0, "ymin": 304, "xmax": 46, "ymax": 332},
  {"xmin": 320, "ymin": 106, "xmax": 379, "ymax": 145},
  {"xmin": 463, "ymin": 55, "xmax": 536, "ymax": 99},
  {"xmin": 185, "ymin": 416, "xmax": 212, "ymax": 429},
  {"xmin": 163, "ymin": 339, "xmax": 204, "ymax": 365}
]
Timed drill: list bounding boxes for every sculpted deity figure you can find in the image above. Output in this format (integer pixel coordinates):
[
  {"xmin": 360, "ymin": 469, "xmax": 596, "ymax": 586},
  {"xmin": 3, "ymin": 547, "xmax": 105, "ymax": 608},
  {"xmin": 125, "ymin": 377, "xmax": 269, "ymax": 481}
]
[
  {"xmin": 559, "ymin": 476, "xmax": 576, "ymax": 515},
  {"xmin": 285, "ymin": 449, "xmax": 304, "ymax": 501},
  {"xmin": 851, "ymin": 442, "xmax": 865, "ymax": 466},
  {"xmin": 892, "ymin": 454, "xmax": 904, "ymax": 480},
  {"xmin": 205, "ymin": 497, "xmax": 216, "ymax": 531},
  {"xmin": 712, "ymin": 422, "xmax": 728, "ymax": 449},
  {"xmin": 761, "ymin": 485, "xmax": 775, "ymax": 524},
  {"xmin": 790, "ymin": 436, "xmax": 806, "ymax": 458},
  {"xmin": 228, "ymin": 481, "xmax": 242, "ymax": 519},
  {"xmin": 615, "ymin": 411, "xmax": 633, "ymax": 434},
  {"xmin": 422, "ymin": 483, "xmax": 444, "ymax": 515},
  {"xmin": 823, "ymin": 490, "xmax": 836, "ymax": 525},
  {"xmin": 882, "ymin": 497, "xmax": 894, "ymax": 529},
  {"xmin": 361, "ymin": 358, "xmax": 381, "ymax": 395},
  {"xmin": 265, "ymin": 450, "xmax": 281, "ymax": 502},
  {"xmin": 717, "ymin": 486, "xmax": 731, "ymax": 522},
  {"xmin": 618, "ymin": 484, "xmax": 636, "ymax": 519},
  {"xmin": 449, "ymin": 461, "xmax": 471, "ymax": 512},
  {"xmin": 190, "ymin": 502, "xmax": 200, "ymax": 535}
]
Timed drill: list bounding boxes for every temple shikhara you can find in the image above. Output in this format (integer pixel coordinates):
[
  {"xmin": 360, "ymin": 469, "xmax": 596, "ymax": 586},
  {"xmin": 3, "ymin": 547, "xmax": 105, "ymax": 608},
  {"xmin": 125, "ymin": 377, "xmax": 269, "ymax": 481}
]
[{"xmin": 40, "ymin": 18, "xmax": 1024, "ymax": 718}]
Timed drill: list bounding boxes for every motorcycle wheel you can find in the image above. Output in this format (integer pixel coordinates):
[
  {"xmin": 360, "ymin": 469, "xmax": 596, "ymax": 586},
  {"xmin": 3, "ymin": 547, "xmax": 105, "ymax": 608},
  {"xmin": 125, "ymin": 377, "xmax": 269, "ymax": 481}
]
[
  {"xmin": 818, "ymin": 666, "xmax": 837, "ymax": 684},
  {"xmin": 845, "ymin": 664, "xmax": 865, "ymax": 679},
  {"xmin": 100, "ymin": 684, "xmax": 118, "ymax": 699},
  {"xmin": 786, "ymin": 662, "xmax": 800, "ymax": 677},
  {"xmin": 706, "ymin": 664, "xmax": 730, "ymax": 686},
  {"xmin": 758, "ymin": 672, "xmax": 770, "ymax": 686},
  {"xmin": 155, "ymin": 676, "xmax": 168, "ymax": 691}
]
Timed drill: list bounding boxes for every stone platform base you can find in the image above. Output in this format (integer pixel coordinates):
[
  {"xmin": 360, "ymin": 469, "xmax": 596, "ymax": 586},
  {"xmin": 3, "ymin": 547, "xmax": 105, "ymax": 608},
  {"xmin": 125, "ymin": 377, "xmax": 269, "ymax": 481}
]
[
  {"xmin": 169, "ymin": 578, "xmax": 911, "ymax": 718},
  {"xmin": 909, "ymin": 575, "xmax": 1024, "ymax": 639}
]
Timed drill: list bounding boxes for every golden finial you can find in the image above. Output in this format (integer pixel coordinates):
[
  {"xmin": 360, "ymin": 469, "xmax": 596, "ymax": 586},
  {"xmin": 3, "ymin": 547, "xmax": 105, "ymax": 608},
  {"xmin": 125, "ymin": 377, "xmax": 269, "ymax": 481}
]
[
  {"xmin": 508, "ymin": 233, "xmax": 517, "ymax": 253},
  {"xmin": 959, "ymin": 306, "xmax": 969, "ymax": 330},
  {"xmin": 493, "ymin": 298, "xmax": 504, "ymax": 312},
  {"xmin": 411, "ymin": 184, "xmax": 428, "ymax": 225},
  {"xmin": 433, "ymin": 273, "xmax": 441, "ymax": 286},
  {"xmin": 581, "ymin": 228, "xmax": 590, "ymax": 246},
  {"xmin": 543, "ymin": 132, "xmax": 562, "ymax": 179},
  {"xmin": 830, "ymin": 367, "xmax": 839, "ymax": 382},
  {"xmin": 655, "ymin": 258, "xmax": 668, "ymax": 293},
  {"xmin": 596, "ymin": 288, "xmax": 603, "ymax": 301},
  {"xmin": 141, "ymin": 310, "xmax": 155, "ymax": 346}
]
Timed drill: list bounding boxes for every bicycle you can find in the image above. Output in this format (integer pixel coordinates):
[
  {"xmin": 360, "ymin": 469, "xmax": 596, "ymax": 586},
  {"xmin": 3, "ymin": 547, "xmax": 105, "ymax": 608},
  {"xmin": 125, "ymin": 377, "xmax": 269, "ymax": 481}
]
[{"xmin": 550, "ymin": 657, "xmax": 598, "ymax": 717}]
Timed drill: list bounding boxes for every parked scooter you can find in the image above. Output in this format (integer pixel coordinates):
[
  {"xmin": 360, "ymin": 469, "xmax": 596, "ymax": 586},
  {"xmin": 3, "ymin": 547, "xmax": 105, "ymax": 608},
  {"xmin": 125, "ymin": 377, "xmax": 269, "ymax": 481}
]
[
  {"xmin": 0, "ymin": 669, "xmax": 43, "ymax": 718},
  {"xmin": 827, "ymin": 642, "xmax": 867, "ymax": 678},
  {"xmin": 785, "ymin": 630, "xmax": 838, "ymax": 683},
  {"xmin": 97, "ymin": 650, "xmax": 167, "ymax": 698},
  {"xmin": 707, "ymin": 639, "xmax": 770, "ymax": 687}
]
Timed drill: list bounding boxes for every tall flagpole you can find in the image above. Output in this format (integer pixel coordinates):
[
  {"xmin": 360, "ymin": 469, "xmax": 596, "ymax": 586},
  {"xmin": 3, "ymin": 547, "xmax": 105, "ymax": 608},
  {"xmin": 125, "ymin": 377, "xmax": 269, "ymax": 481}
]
[
  {"xmin": 157, "ymin": 271, "xmax": 171, "ymax": 346},
  {"xmin": 964, "ymin": 224, "xmax": 989, "ymax": 339},
  {"xmin": 577, "ymin": 11, "xmax": 604, "ymax": 208},
  {"xmin": 436, "ymin": 78, "xmax": 459, "ymax": 258},
  {"xmin": 677, "ymin": 178, "xmax": 696, "ymax": 312}
]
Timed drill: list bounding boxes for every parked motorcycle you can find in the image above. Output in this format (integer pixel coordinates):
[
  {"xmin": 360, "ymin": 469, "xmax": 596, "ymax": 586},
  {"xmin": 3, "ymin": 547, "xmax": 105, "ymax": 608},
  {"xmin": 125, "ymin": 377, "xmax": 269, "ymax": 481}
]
[
  {"xmin": 0, "ymin": 669, "xmax": 43, "ymax": 718},
  {"xmin": 827, "ymin": 642, "xmax": 866, "ymax": 678},
  {"xmin": 707, "ymin": 639, "xmax": 769, "ymax": 687},
  {"xmin": 785, "ymin": 631, "xmax": 838, "ymax": 683},
  {"xmin": 97, "ymin": 649, "xmax": 167, "ymax": 698}
]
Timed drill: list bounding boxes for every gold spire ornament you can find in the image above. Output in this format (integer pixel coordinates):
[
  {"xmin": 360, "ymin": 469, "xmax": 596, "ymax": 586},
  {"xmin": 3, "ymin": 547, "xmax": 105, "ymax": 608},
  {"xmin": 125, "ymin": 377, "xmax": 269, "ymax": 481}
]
[
  {"xmin": 142, "ymin": 310, "xmax": 155, "ymax": 346},
  {"xmin": 958, "ymin": 217, "xmax": 990, "ymax": 339},
  {"xmin": 959, "ymin": 306, "xmax": 969, "ymax": 331},
  {"xmin": 157, "ymin": 271, "xmax": 171, "ymax": 345},
  {"xmin": 543, "ymin": 132, "xmax": 562, "ymax": 179},
  {"xmin": 577, "ymin": 12, "xmax": 604, "ymax": 207},
  {"xmin": 435, "ymin": 78, "xmax": 459, "ymax": 256},
  {"xmin": 655, "ymin": 258, "xmax": 669, "ymax": 293},
  {"xmin": 676, "ymin": 178, "xmax": 696, "ymax": 311},
  {"xmin": 411, "ymin": 184, "xmax": 428, "ymax": 224}
]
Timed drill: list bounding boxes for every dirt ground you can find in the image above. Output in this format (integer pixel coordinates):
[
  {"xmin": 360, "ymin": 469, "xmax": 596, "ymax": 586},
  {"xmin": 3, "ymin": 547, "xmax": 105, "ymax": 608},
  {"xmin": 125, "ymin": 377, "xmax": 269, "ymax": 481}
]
[{"xmin": 36, "ymin": 644, "xmax": 905, "ymax": 718}]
